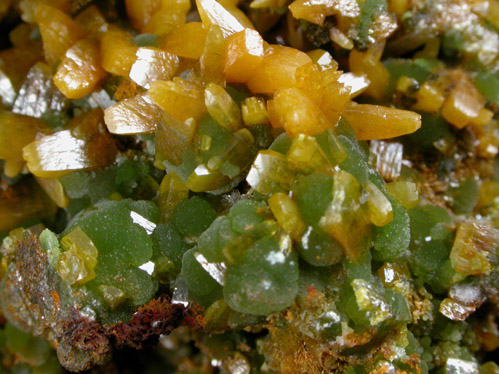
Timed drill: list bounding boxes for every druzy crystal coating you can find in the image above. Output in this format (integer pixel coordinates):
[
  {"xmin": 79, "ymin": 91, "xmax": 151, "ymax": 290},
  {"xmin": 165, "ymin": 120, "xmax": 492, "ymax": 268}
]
[{"xmin": 0, "ymin": 0, "xmax": 498, "ymax": 373}]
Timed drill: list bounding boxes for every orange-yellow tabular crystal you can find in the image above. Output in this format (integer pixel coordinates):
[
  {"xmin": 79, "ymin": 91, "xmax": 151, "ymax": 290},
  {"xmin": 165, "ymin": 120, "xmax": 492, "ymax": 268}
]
[
  {"xmin": 23, "ymin": 110, "xmax": 117, "ymax": 178},
  {"xmin": 295, "ymin": 63, "xmax": 333, "ymax": 102},
  {"xmin": 145, "ymin": 8, "xmax": 186, "ymax": 36},
  {"xmin": 23, "ymin": 130, "xmax": 117, "ymax": 178},
  {"xmin": 412, "ymin": 82, "xmax": 445, "ymax": 113},
  {"xmin": 126, "ymin": 0, "xmax": 190, "ymax": 33},
  {"xmin": 268, "ymin": 88, "xmax": 331, "ymax": 137},
  {"xmin": 441, "ymin": 77, "xmax": 486, "ymax": 129},
  {"xmin": 158, "ymin": 171, "xmax": 189, "ymax": 222},
  {"xmin": 225, "ymin": 29, "xmax": 264, "ymax": 84},
  {"xmin": 35, "ymin": 4, "xmax": 83, "ymax": 66},
  {"xmin": 74, "ymin": 5, "xmax": 108, "ymax": 37},
  {"xmin": 289, "ymin": 0, "xmax": 338, "ymax": 25},
  {"xmin": 218, "ymin": 0, "xmax": 255, "ymax": 30},
  {"xmin": 343, "ymin": 102, "xmax": 421, "ymax": 141},
  {"xmin": 156, "ymin": 112, "xmax": 197, "ymax": 165},
  {"xmin": 196, "ymin": 0, "xmax": 245, "ymax": 37},
  {"xmin": 348, "ymin": 48, "xmax": 390, "ymax": 101},
  {"xmin": 319, "ymin": 170, "xmax": 370, "ymax": 263},
  {"xmin": 19, "ymin": 0, "xmax": 70, "ymax": 22},
  {"xmin": 246, "ymin": 45, "xmax": 312, "ymax": 94},
  {"xmin": 320, "ymin": 81, "xmax": 351, "ymax": 125},
  {"xmin": 100, "ymin": 25, "xmax": 138, "ymax": 78},
  {"xmin": 9, "ymin": 23, "xmax": 32, "ymax": 47},
  {"xmin": 0, "ymin": 0, "xmax": 13, "ymax": 20},
  {"xmin": 104, "ymin": 94, "xmax": 161, "ymax": 135},
  {"xmin": 338, "ymin": 72, "xmax": 370, "ymax": 98},
  {"xmin": 470, "ymin": 108, "xmax": 494, "ymax": 127},
  {"xmin": 294, "ymin": 62, "xmax": 348, "ymax": 123},
  {"xmin": 35, "ymin": 176, "xmax": 69, "ymax": 208},
  {"xmin": 268, "ymin": 192, "xmax": 305, "ymax": 240},
  {"xmin": 125, "ymin": 0, "xmax": 160, "ymax": 32},
  {"xmin": 129, "ymin": 47, "xmax": 180, "ymax": 89},
  {"xmin": 53, "ymin": 38, "xmax": 106, "ymax": 99},
  {"xmin": 158, "ymin": 22, "xmax": 207, "ymax": 59},
  {"xmin": 0, "ymin": 112, "xmax": 50, "ymax": 161},
  {"xmin": 0, "ymin": 45, "xmax": 44, "ymax": 91},
  {"xmin": 307, "ymin": 49, "xmax": 338, "ymax": 71},
  {"xmin": 242, "ymin": 97, "xmax": 269, "ymax": 126},
  {"xmin": 485, "ymin": 0, "xmax": 499, "ymax": 29},
  {"xmin": 149, "ymin": 78, "xmax": 207, "ymax": 123},
  {"xmin": 200, "ymin": 24, "xmax": 226, "ymax": 86}
]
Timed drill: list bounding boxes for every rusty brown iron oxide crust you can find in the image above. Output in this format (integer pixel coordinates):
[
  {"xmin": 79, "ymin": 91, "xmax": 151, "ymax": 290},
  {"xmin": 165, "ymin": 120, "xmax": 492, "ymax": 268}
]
[{"xmin": 0, "ymin": 233, "xmax": 203, "ymax": 372}]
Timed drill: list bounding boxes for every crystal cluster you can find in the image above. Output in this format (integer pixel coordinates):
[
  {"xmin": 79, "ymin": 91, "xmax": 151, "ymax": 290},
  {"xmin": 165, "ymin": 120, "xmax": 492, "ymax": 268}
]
[{"xmin": 0, "ymin": 0, "xmax": 498, "ymax": 373}]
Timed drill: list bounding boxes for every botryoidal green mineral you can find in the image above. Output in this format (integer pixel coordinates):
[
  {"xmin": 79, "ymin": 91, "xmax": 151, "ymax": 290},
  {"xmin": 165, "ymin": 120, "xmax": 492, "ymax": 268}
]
[
  {"xmin": 1, "ymin": 113, "xmax": 499, "ymax": 373},
  {"xmin": 1, "ymin": 0, "xmax": 499, "ymax": 373}
]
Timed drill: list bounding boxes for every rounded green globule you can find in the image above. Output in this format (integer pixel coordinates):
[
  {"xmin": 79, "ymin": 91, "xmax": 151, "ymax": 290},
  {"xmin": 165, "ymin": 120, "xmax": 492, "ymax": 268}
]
[
  {"xmin": 223, "ymin": 236, "xmax": 299, "ymax": 315},
  {"xmin": 172, "ymin": 196, "xmax": 217, "ymax": 237},
  {"xmin": 297, "ymin": 225, "xmax": 343, "ymax": 266},
  {"xmin": 65, "ymin": 199, "xmax": 157, "ymax": 267},
  {"xmin": 151, "ymin": 223, "xmax": 191, "ymax": 270},
  {"xmin": 181, "ymin": 247, "xmax": 222, "ymax": 297},
  {"xmin": 227, "ymin": 199, "xmax": 268, "ymax": 236},
  {"xmin": 292, "ymin": 173, "xmax": 334, "ymax": 226}
]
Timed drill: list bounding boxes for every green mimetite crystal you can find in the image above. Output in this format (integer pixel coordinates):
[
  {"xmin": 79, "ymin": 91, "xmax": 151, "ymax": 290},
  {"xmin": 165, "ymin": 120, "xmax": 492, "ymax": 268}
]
[
  {"xmin": 152, "ymin": 223, "xmax": 191, "ymax": 271},
  {"xmin": 172, "ymin": 196, "xmax": 217, "ymax": 237},
  {"xmin": 197, "ymin": 115, "xmax": 231, "ymax": 163},
  {"xmin": 182, "ymin": 246, "xmax": 223, "ymax": 298},
  {"xmin": 293, "ymin": 173, "xmax": 334, "ymax": 226},
  {"xmin": 223, "ymin": 236, "xmax": 299, "ymax": 315},
  {"xmin": 409, "ymin": 205, "xmax": 455, "ymax": 292},
  {"xmin": 66, "ymin": 199, "xmax": 156, "ymax": 267},
  {"xmin": 373, "ymin": 198, "xmax": 411, "ymax": 262},
  {"xmin": 227, "ymin": 200, "xmax": 268, "ymax": 237},
  {"xmin": 297, "ymin": 225, "xmax": 343, "ymax": 266},
  {"xmin": 64, "ymin": 199, "xmax": 158, "ymax": 305}
]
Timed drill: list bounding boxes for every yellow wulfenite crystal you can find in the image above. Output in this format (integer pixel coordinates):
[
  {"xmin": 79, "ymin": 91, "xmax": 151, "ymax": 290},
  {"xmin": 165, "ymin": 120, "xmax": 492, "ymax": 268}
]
[
  {"xmin": 450, "ymin": 220, "xmax": 499, "ymax": 276},
  {"xmin": 204, "ymin": 83, "xmax": 243, "ymax": 131},
  {"xmin": 149, "ymin": 78, "xmax": 207, "ymax": 123},
  {"xmin": 158, "ymin": 172, "xmax": 189, "ymax": 223},
  {"xmin": 268, "ymin": 192, "xmax": 305, "ymax": 240},
  {"xmin": 319, "ymin": 170, "xmax": 371, "ymax": 262},
  {"xmin": 225, "ymin": 29, "xmax": 264, "ymax": 84},
  {"xmin": 246, "ymin": 45, "xmax": 312, "ymax": 94},
  {"xmin": 158, "ymin": 22, "xmax": 207, "ymax": 59},
  {"xmin": 364, "ymin": 181, "xmax": 394, "ymax": 227},
  {"xmin": 129, "ymin": 47, "xmax": 180, "ymax": 89},
  {"xmin": 35, "ymin": 4, "xmax": 82, "ymax": 65},
  {"xmin": 58, "ymin": 227, "xmax": 98, "ymax": 286},
  {"xmin": 241, "ymin": 97, "xmax": 269, "ymax": 126},
  {"xmin": 441, "ymin": 77, "xmax": 485, "ymax": 129},
  {"xmin": 343, "ymin": 102, "xmax": 421, "ymax": 140},
  {"xmin": 53, "ymin": 38, "xmax": 106, "ymax": 100},
  {"xmin": 100, "ymin": 25, "xmax": 138, "ymax": 77},
  {"xmin": 104, "ymin": 94, "xmax": 161, "ymax": 135},
  {"xmin": 0, "ymin": 112, "xmax": 50, "ymax": 162},
  {"xmin": 268, "ymin": 88, "xmax": 330, "ymax": 136}
]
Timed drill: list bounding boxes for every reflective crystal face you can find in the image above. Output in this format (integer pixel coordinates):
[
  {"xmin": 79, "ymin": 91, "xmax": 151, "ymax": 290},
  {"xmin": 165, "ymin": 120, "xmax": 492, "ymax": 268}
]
[{"xmin": 0, "ymin": 0, "xmax": 498, "ymax": 373}]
